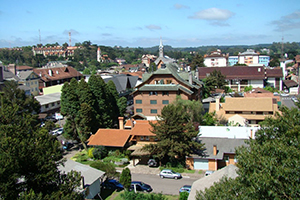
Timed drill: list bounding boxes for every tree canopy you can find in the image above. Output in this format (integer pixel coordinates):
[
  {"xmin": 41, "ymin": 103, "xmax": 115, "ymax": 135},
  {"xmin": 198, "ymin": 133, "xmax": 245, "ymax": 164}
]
[
  {"xmin": 0, "ymin": 81, "xmax": 83, "ymax": 199},
  {"xmin": 196, "ymin": 106, "xmax": 300, "ymax": 199},
  {"xmin": 143, "ymin": 102, "xmax": 205, "ymax": 165}
]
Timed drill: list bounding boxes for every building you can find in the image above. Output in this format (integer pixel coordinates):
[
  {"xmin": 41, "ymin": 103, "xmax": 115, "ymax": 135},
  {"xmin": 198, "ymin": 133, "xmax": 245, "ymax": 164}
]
[
  {"xmin": 154, "ymin": 38, "xmax": 175, "ymax": 69},
  {"xmin": 141, "ymin": 54, "xmax": 157, "ymax": 67},
  {"xmin": 32, "ymin": 46, "xmax": 80, "ymax": 58},
  {"xmin": 203, "ymin": 49, "xmax": 228, "ymax": 67},
  {"xmin": 228, "ymin": 49, "xmax": 270, "ymax": 66},
  {"xmin": 17, "ymin": 71, "xmax": 40, "ymax": 96},
  {"xmin": 34, "ymin": 92, "xmax": 61, "ymax": 114},
  {"xmin": 198, "ymin": 66, "xmax": 283, "ymax": 92},
  {"xmin": 132, "ymin": 63, "xmax": 203, "ymax": 120},
  {"xmin": 210, "ymin": 97, "xmax": 279, "ymax": 127},
  {"xmin": 33, "ymin": 66, "xmax": 83, "ymax": 93}
]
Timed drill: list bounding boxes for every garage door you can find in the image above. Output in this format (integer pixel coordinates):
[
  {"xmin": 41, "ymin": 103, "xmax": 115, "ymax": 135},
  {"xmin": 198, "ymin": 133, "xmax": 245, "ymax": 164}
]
[{"xmin": 194, "ymin": 159, "xmax": 209, "ymax": 170}]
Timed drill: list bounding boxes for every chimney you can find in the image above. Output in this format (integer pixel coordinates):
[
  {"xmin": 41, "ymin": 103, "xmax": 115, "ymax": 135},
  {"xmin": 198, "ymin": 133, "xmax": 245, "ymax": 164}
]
[
  {"xmin": 118, "ymin": 117, "xmax": 124, "ymax": 130},
  {"xmin": 213, "ymin": 145, "xmax": 217, "ymax": 155},
  {"xmin": 215, "ymin": 98, "xmax": 220, "ymax": 112},
  {"xmin": 189, "ymin": 71, "xmax": 193, "ymax": 85}
]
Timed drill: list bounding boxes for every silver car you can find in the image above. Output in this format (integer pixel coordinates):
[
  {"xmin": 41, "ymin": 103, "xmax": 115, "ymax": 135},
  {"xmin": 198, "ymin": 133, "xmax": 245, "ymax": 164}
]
[{"xmin": 159, "ymin": 169, "xmax": 182, "ymax": 179}]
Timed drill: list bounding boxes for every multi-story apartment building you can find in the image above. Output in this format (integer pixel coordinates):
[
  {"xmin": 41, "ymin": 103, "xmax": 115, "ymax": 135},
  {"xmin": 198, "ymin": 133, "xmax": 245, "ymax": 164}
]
[
  {"xmin": 32, "ymin": 46, "xmax": 80, "ymax": 58},
  {"xmin": 204, "ymin": 49, "xmax": 228, "ymax": 67},
  {"xmin": 132, "ymin": 63, "xmax": 203, "ymax": 120},
  {"xmin": 228, "ymin": 49, "xmax": 270, "ymax": 66}
]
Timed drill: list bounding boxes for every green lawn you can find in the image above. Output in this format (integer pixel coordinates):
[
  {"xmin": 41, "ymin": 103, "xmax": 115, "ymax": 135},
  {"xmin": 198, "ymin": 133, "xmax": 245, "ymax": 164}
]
[{"xmin": 100, "ymin": 190, "xmax": 179, "ymax": 200}]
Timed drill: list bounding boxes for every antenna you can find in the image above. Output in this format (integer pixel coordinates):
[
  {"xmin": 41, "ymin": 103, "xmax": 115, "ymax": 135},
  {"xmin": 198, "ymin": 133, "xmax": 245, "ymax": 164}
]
[
  {"xmin": 69, "ymin": 32, "xmax": 71, "ymax": 47},
  {"xmin": 281, "ymin": 34, "xmax": 284, "ymax": 59}
]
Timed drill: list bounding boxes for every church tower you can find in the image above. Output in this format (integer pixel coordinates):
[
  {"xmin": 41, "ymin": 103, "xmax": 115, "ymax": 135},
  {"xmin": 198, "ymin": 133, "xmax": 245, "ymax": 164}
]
[
  {"xmin": 159, "ymin": 37, "xmax": 164, "ymax": 58},
  {"xmin": 97, "ymin": 47, "xmax": 101, "ymax": 62}
]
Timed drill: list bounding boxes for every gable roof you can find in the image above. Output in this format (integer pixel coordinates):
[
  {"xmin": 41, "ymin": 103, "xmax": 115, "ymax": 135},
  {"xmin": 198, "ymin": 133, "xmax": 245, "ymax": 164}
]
[
  {"xmin": 130, "ymin": 120, "xmax": 156, "ymax": 136},
  {"xmin": 198, "ymin": 66, "xmax": 282, "ymax": 80},
  {"xmin": 33, "ymin": 66, "xmax": 83, "ymax": 82},
  {"xmin": 87, "ymin": 129, "xmax": 131, "ymax": 147},
  {"xmin": 188, "ymin": 165, "xmax": 238, "ymax": 200},
  {"xmin": 283, "ymin": 79, "xmax": 298, "ymax": 88},
  {"xmin": 194, "ymin": 137, "xmax": 247, "ymax": 160},
  {"xmin": 103, "ymin": 74, "xmax": 139, "ymax": 93},
  {"xmin": 224, "ymin": 97, "xmax": 275, "ymax": 112},
  {"xmin": 18, "ymin": 71, "xmax": 39, "ymax": 80}
]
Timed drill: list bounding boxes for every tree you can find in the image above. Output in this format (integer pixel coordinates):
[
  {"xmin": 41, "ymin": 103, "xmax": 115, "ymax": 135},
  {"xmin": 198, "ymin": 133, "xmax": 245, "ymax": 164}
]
[
  {"xmin": 197, "ymin": 106, "xmax": 300, "ymax": 199},
  {"xmin": 143, "ymin": 103, "xmax": 205, "ymax": 165},
  {"xmin": 0, "ymin": 82, "xmax": 83, "ymax": 199},
  {"xmin": 190, "ymin": 54, "xmax": 205, "ymax": 70},
  {"xmin": 204, "ymin": 70, "xmax": 227, "ymax": 92},
  {"xmin": 119, "ymin": 168, "xmax": 132, "ymax": 190},
  {"xmin": 117, "ymin": 97, "xmax": 128, "ymax": 117}
]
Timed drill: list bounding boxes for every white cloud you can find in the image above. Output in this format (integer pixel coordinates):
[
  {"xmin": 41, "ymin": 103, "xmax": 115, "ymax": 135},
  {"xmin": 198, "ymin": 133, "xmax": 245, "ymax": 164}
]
[
  {"xmin": 145, "ymin": 25, "xmax": 161, "ymax": 30},
  {"xmin": 189, "ymin": 8, "xmax": 234, "ymax": 21},
  {"xmin": 271, "ymin": 10, "xmax": 300, "ymax": 32},
  {"xmin": 174, "ymin": 4, "xmax": 189, "ymax": 10}
]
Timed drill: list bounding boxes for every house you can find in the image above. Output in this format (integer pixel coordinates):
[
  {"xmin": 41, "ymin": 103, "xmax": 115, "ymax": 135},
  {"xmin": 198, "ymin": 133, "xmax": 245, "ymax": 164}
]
[
  {"xmin": 58, "ymin": 159, "xmax": 105, "ymax": 199},
  {"xmin": 188, "ymin": 164, "xmax": 238, "ymax": 200},
  {"xmin": 141, "ymin": 54, "xmax": 157, "ymax": 67},
  {"xmin": 228, "ymin": 49, "xmax": 270, "ymax": 66},
  {"xmin": 203, "ymin": 49, "xmax": 228, "ymax": 67},
  {"xmin": 34, "ymin": 92, "xmax": 61, "ymax": 114},
  {"xmin": 244, "ymin": 87, "xmax": 281, "ymax": 106},
  {"xmin": 132, "ymin": 63, "xmax": 203, "ymax": 120},
  {"xmin": 33, "ymin": 66, "xmax": 83, "ymax": 93},
  {"xmin": 198, "ymin": 66, "xmax": 283, "ymax": 92},
  {"xmin": 186, "ymin": 137, "xmax": 247, "ymax": 171},
  {"xmin": 283, "ymin": 80, "xmax": 298, "ymax": 94},
  {"xmin": 17, "ymin": 71, "xmax": 40, "ymax": 96},
  {"xmin": 210, "ymin": 97, "xmax": 279, "ymax": 127}
]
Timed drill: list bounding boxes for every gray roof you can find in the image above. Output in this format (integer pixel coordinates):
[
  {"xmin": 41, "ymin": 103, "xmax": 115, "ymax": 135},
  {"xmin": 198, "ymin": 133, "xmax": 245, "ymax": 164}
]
[
  {"xmin": 58, "ymin": 159, "xmax": 105, "ymax": 187},
  {"xmin": 154, "ymin": 56, "xmax": 175, "ymax": 65},
  {"xmin": 3, "ymin": 67, "xmax": 19, "ymax": 81},
  {"xmin": 35, "ymin": 92, "xmax": 61, "ymax": 105},
  {"xmin": 138, "ymin": 84, "xmax": 193, "ymax": 95},
  {"xmin": 188, "ymin": 164, "xmax": 238, "ymax": 200},
  {"xmin": 194, "ymin": 137, "xmax": 248, "ymax": 160},
  {"xmin": 17, "ymin": 70, "xmax": 39, "ymax": 80},
  {"xmin": 103, "ymin": 74, "xmax": 138, "ymax": 93}
]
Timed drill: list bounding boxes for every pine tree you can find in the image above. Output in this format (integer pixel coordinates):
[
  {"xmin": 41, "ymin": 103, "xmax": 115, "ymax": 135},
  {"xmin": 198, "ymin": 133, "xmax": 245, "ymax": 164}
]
[{"xmin": 119, "ymin": 168, "xmax": 132, "ymax": 190}]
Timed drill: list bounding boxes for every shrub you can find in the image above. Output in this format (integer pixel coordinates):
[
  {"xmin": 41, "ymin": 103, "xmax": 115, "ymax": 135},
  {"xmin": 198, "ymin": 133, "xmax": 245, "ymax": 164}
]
[
  {"xmin": 179, "ymin": 191, "xmax": 189, "ymax": 200},
  {"xmin": 119, "ymin": 168, "xmax": 131, "ymax": 190},
  {"xmin": 88, "ymin": 148, "xmax": 94, "ymax": 159},
  {"xmin": 120, "ymin": 191, "xmax": 167, "ymax": 200},
  {"xmin": 90, "ymin": 161, "xmax": 119, "ymax": 179},
  {"xmin": 92, "ymin": 146, "xmax": 108, "ymax": 160}
]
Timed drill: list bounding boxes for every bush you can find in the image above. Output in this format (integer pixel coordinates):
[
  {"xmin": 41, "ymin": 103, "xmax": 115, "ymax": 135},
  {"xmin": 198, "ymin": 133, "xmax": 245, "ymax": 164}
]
[
  {"xmin": 119, "ymin": 168, "xmax": 131, "ymax": 190},
  {"xmin": 90, "ymin": 161, "xmax": 119, "ymax": 179},
  {"xmin": 88, "ymin": 148, "xmax": 94, "ymax": 159},
  {"xmin": 179, "ymin": 191, "xmax": 189, "ymax": 200},
  {"xmin": 120, "ymin": 191, "xmax": 167, "ymax": 200},
  {"xmin": 93, "ymin": 146, "xmax": 108, "ymax": 160}
]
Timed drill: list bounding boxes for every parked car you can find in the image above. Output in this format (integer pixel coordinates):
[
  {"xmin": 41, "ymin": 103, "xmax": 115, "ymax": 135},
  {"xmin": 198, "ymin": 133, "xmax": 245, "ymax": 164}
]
[
  {"xmin": 129, "ymin": 181, "xmax": 152, "ymax": 192},
  {"xmin": 292, "ymin": 96, "xmax": 299, "ymax": 103},
  {"xmin": 147, "ymin": 158, "xmax": 158, "ymax": 167},
  {"xmin": 101, "ymin": 179, "xmax": 124, "ymax": 191},
  {"xmin": 179, "ymin": 185, "xmax": 192, "ymax": 193},
  {"xmin": 159, "ymin": 169, "xmax": 182, "ymax": 179},
  {"xmin": 205, "ymin": 170, "xmax": 214, "ymax": 176},
  {"xmin": 280, "ymin": 93, "xmax": 289, "ymax": 97}
]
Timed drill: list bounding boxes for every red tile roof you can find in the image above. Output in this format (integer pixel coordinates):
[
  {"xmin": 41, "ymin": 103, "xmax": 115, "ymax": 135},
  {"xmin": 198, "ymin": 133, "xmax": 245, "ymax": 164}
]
[
  {"xmin": 130, "ymin": 120, "xmax": 157, "ymax": 136},
  {"xmin": 87, "ymin": 129, "xmax": 131, "ymax": 147},
  {"xmin": 33, "ymin": 66, "xmax": 83, "ymax": 82}
]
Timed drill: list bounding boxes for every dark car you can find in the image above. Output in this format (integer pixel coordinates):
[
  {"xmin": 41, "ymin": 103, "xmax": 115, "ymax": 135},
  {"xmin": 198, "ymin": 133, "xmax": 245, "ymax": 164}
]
[
  {"xmin": 101, "ymin": 179, "xmax": 124, "ymax": 191},
  {"xmin": 129, "ymin": 181, "xmax": 153, "ymax": 192},
  {"xmin": 179, "ymin": 185, "xmax": 192, "ymax": 193}
]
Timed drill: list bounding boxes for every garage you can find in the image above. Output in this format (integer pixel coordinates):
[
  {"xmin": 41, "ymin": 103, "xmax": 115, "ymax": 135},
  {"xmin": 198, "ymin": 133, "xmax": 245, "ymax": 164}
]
[{"xmin": 194, "ymin": 158, "xmax": 209, "ymax": 170}]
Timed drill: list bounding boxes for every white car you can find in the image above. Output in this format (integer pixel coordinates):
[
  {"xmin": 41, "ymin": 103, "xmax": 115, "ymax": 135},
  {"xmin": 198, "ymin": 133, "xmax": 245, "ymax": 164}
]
[
  {"xmin": 292, "ymin": 97, "xmax": 299, "ymax": 103},
  {"xmin": 280, "ymin": 93, "xmax": 289, "ymax": 97},
  {"xmin": 159, "ymin": 169, "xmax": 182, "ymax": 179},
  {"xmin": 51, "ymin": 128, "xmax": 63, "ymax": 136}
]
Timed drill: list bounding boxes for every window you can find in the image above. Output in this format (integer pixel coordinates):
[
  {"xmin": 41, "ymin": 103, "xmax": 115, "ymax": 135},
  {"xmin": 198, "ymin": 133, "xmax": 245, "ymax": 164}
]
[
  {"xmin": 136, "ymin": 108, "xmax": 142, "ymax": 113},
  {"xmin": 145, "ymin": 136, "xmax": 149, "ymax": 141},
  {"xmin": 162, "ymin": 100, "xmax": 169, "ymax": 104},
  {"xmin": 162, "ymin": 91, "xmax": 169, "ymax": 96},
  {"xmin": 234, "ymin": 156, "xmax": 237, "ymax": 163},
  {"xmin": 224, "ymin": 155, "xmax": 229, "ymax": 163},
  {"xmin": 135, "ymin": 99, "xmax": 142, "ymax": 104},
  {"xmin": 150, "ymin": 109, "xmax": 157, "ymax": 114},
  {"xmin": 150, "ymin": 100, "xmax": 157, "ymax": 104},
  {"xmin": 140, "ymin": 136, "xmax": 144, "ymax": 141},
  {"xmin": 166, "ymin": 80, "xmax": 172, "ymax": 84},
  {"xmin": 52, "ymin": 103, "xmax": 55, "ymax": 107},
  {"xmin": 45, "ymin": 104, "xmax": 49, "ymax": 109}
]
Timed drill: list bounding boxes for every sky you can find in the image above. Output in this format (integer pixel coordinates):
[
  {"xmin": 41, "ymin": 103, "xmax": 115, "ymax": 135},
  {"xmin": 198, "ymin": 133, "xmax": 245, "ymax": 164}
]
[{"xmin": 1, "ymin": 0, "xmax": 300, "ymax": 48}]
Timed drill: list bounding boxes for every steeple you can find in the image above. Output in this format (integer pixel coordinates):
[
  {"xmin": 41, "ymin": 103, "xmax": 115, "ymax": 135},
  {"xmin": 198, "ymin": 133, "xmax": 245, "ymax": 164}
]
[
  {"xmin": 159, "ymin": 37, "xmax": 164, "ymax": 58},
  {"xmin": 97, "ymin": 47, "xmax": 101, "ymax": 62}
]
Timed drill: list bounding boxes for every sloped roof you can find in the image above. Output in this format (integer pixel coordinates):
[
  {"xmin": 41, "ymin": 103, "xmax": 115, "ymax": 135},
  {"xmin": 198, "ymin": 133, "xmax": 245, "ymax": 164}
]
[
  {"xmin": 198, "ymin": 66, "xmax": 267, "ymax": 80},
  {"xmin": 103, "ymin": 74, "xmax": 139, "ymax": 93},
  {"xmin": 265, "ymin": 67, "xmax": 283, "ymax": 77},
  {"xmin": 188, "ymin": 165, "xmax": 238, "ymax": 200},
  {"xmin": 283, "ymin": 80, "xmax": 298, "ymax": 88},
  {"xmin": 2, "ymin": 67, "xmax": 19, "ymax": 81},
  {"xmin": 244, "ymin": 88, "xmax": 280, "ymax": 102},
  {"xmin": 18, "ymin": 71, "xmax": 39, "ymax": 80},
  {"xmin": 193, "ymin": 137, "xmax": 247, "ymax": 160},
  {"xmin": 130, "ymin": 120, "xmax": 156, "ymax": 136},
  {"xmin": 87, "ymin": 129, "xmax": 131, "ymax": 147},
  {"xmin": 135, "ymin": 84, "xmax": 193, "ymax": 95},
  {"xmin": 33, "ymin": 66, "xmax": 83, "ymax": 82},
  {"xmin": 224, "ymin": 97, "xmax": 275, "ymax": 112},
  {"xmin": 58, "ymin": 159, "xmax": 105, "ymax": 191}
]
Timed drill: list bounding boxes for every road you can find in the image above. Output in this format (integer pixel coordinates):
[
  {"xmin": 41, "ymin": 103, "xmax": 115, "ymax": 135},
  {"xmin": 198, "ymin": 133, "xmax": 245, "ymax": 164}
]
[
  {"xmin": 280, "ymin": 95, "xmax": 298, "ymax": 109},
  {"xmin": 131, "ymin": 173, "xmax": 199, "ymax": 195}
]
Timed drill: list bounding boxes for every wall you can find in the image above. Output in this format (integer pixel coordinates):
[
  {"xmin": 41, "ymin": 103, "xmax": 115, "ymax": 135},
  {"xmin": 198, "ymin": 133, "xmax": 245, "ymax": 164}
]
[
  {"xmin": 198, "ymin": 126, "xmax": 259, "ymax": 139},
  {"xmin": 248, "ymin": 79, "xmax": 264, "ymax": 88},
  {"xmin": 208, "ymin": 160, "xmax": 217, "ymax": 171}
]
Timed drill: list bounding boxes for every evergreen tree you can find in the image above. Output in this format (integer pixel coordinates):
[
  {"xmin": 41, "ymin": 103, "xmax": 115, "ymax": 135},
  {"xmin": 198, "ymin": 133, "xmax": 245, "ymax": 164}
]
[
  {"xmin": 143, "ymin": 103, "xmax": 205, "ymax": 165},
  {"xmin": 0, "ymin": 82, "xmax": 83, "ymax": 199},
  {"xmin": 204, "ymin": 70, "xmax": 227, "ymax": 92},
  {"xmin": 119, "ymin": 168, "xmax": 132, "ymax": 190}
]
